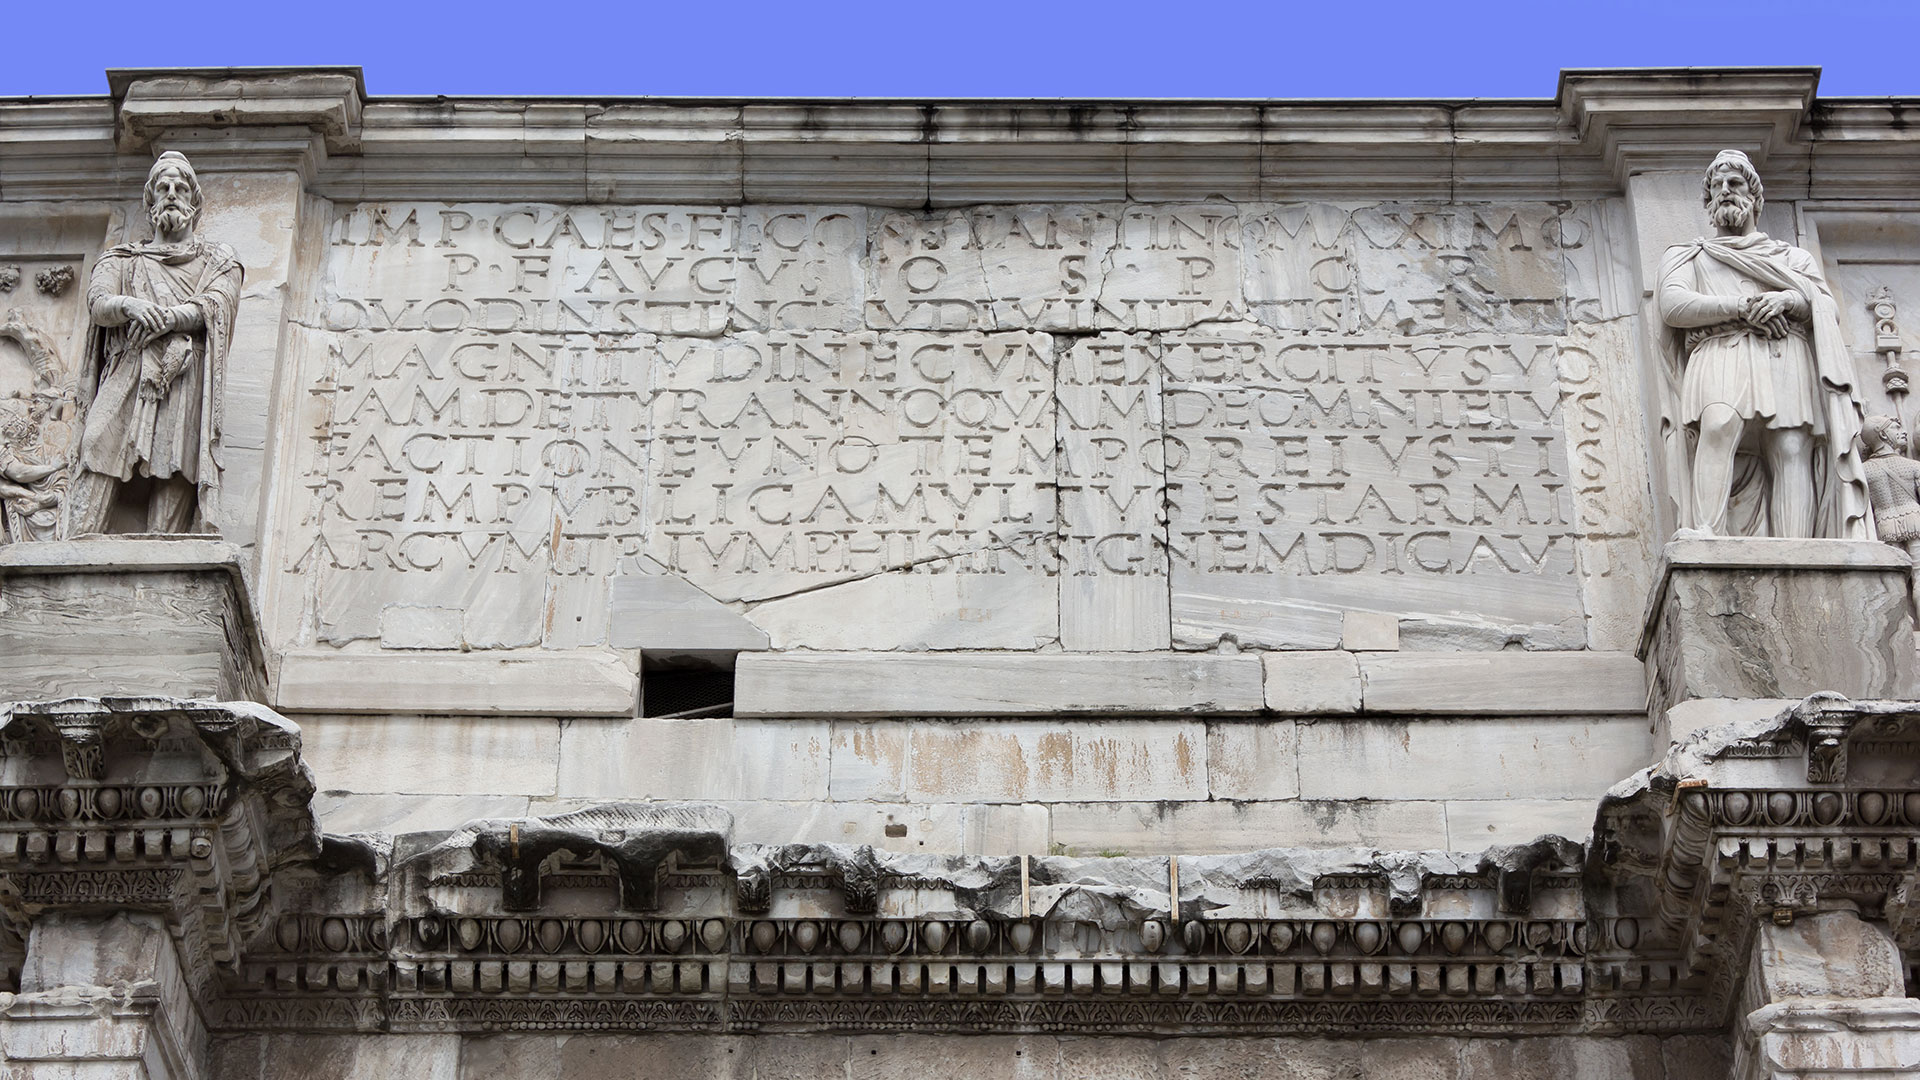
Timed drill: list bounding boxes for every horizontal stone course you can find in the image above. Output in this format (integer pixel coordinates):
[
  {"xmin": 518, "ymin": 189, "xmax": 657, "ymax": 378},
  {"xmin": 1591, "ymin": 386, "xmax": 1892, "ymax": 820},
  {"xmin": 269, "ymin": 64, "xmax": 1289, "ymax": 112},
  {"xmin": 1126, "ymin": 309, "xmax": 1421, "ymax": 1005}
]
[
  {"xmin": 1357, "ymin": 652, "xmax": 1648, "ymax": 715},
  {"xmin": 830, "ymin": 718, "xmax": 1210, "ymax": 803},
  {"xmin": 1263, "ymin": 650, "xmax": 1648, "ymax": 715},
  {"xmin": 737, "ymin": 650, "xmax": 1650, "ymax": 719},
  {"xmin": 276, "ymin": 652, "xmax": 639, "ymax": 717},
  {"xmin": 556, "ymin": 717, "xmax": 831, "ymax": 802},
  {"xmin": 296, "ymin": 714, "xmax": 562, "ymax": 798},
  {"xmin": 735, "ymin": 653, "xmax": 1266, "ymax": 717},
  {"xmin": 292, "ymin": 710, "xmax": 1649, "ymax": 849},
  {"xmin": 1443, "ymin": 800, "xmax": 1597, "ymax": 846},
  {"xmin": 1296, "ymin": 715, "xmax": 1653, "ymax": 802},
  {"xmin": 309, "ymin": 793, "xmax": 1603, "ymax": 858},
  {"xmin": 1051, "ymin": 799, "xmax": 1450, "ymax": 854},
  {"xmin": 204, "ymin": 1031, "xmax": 1712, "ymax": 1080}
]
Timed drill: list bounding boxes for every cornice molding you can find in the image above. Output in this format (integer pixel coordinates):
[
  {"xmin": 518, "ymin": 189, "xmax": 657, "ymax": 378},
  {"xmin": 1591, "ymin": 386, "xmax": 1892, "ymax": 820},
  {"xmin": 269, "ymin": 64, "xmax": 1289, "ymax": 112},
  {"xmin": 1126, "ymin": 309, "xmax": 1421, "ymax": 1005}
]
[{"xmin": 2, "ymin": 67, "xmax": 1917, "ymax": 204}]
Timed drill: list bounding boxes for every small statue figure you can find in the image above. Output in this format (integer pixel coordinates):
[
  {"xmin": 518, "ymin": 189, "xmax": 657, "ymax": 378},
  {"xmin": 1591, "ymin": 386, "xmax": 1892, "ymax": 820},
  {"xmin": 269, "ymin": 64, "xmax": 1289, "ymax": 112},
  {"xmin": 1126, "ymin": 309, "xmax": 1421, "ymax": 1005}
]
[
  {"xmin": 0, "ymin": 431, "xmax": 63, "ymax": 542},
  {"xmin": 1657, "ymin": 149, "xmax": 1870, "ymax": 539},
  {"xmin": 63, "ymin": 151, "xmax": 241, "ymax": 536},
  {"xmin": 1861, "ymin": 414, "xmax": 1920, "ymax": 615},
  {"xmin": 0, "ymin": 310, "xmax": 70, "ymax": 543}
]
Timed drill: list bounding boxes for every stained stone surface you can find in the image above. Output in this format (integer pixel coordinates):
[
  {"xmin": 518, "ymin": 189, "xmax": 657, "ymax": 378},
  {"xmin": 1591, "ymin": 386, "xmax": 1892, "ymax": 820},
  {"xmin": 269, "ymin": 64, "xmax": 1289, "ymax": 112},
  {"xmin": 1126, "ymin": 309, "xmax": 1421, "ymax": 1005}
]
[
  {"xmin": 1642, "ymin": 538, "xmax": 1920, "ymax": 712},
  {"xmin": 1752, "ymin": 912, "xmax": 1905, "ymax": 1003},
  {"xmin": 201, "ymin": 1032, "xmax": 1725, "ymax": 1080},
  {"xmin": 0, "ymin": 538, "xmax": 266, "ymax": 702},
  {"xmin": 1737, "ymin": 913, "xmax": 1920, "ymax": 1080}
]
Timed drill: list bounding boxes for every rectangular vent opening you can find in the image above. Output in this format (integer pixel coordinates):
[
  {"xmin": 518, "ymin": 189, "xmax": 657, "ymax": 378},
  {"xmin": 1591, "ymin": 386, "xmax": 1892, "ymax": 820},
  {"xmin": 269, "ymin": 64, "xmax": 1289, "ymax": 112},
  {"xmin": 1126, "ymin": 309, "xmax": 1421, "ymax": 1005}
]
[{"xmin": 641, "ymin": 666, "xmax": 735, "ymax": 719}]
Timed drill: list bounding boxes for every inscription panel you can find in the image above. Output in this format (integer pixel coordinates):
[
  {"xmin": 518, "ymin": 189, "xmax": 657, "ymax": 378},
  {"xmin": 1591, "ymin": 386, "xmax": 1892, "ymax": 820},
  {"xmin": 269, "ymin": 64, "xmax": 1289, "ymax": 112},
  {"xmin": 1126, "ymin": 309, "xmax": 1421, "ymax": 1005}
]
[
  {"xmin": 1157, "ymin": 329, "xmax": 1580, "ymax": 649},
  {"xmin": 273, "ymin": 199, "xmax": 1622, "ymax": 654}
]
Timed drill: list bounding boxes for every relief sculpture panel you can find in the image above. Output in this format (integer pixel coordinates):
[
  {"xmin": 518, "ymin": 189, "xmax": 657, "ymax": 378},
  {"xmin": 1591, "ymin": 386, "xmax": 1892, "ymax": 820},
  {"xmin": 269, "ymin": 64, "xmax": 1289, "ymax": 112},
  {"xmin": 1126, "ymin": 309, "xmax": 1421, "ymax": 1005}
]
[{"xmin": 273, "ymin": 197, "xmax": 1632, "ymax": 653}]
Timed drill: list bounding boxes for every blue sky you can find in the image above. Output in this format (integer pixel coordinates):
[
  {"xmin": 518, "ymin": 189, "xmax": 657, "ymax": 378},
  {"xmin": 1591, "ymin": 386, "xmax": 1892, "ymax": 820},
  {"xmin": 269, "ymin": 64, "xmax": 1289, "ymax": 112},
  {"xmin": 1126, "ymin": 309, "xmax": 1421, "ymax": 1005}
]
[{"xmin": 6, "ymin": 0, "xmax": 1918, "ymax": 99}]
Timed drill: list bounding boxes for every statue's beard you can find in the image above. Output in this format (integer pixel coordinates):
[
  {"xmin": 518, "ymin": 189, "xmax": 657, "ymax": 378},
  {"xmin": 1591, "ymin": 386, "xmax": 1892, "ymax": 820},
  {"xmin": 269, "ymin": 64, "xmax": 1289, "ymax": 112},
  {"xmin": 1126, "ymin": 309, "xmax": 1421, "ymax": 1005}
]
[
  {"xmin": 1709, "ymin": 193, "xmax": 1756, "ymax": 230},
  {"xmin": 150, "ymin": 203, "xmax": 194, "ymax": 236}
]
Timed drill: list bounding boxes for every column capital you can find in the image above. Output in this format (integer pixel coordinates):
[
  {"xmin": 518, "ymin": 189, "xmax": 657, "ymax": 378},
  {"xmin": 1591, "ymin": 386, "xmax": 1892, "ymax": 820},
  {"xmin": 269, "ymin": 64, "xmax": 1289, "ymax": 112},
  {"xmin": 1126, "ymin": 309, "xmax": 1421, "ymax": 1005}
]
[{"xmin": 1558, "ymin": 66, "xmax": 1820, "ymax": 182}]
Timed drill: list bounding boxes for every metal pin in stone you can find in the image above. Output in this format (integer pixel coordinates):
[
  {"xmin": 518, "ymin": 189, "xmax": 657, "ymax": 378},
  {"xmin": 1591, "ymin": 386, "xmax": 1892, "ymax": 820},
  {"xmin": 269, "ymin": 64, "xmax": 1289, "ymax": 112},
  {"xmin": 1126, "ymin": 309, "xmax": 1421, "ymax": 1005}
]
[{"xmin": 1169, "ymin": 857, "xmax": 1179, "ymax": 924}]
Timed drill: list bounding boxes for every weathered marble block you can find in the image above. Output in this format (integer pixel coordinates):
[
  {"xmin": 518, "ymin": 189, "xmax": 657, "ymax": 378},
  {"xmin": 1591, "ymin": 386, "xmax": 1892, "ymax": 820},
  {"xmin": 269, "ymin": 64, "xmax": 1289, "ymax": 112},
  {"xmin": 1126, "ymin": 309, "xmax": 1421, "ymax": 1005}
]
[
  {"xmin": 0, "ymin": 538, "xmax": 266, "ymax": 703},
  {"xmin": 1640, "ymin": 538, "xmax": 1918, "ymax": 713},
  {"xmin": 2, "ymin": 911, "xmax": 207, "ymax": 1080},
  {"xmin": 1735, "ymin": 913, "xmax": 1920, "ymax": 1080}
]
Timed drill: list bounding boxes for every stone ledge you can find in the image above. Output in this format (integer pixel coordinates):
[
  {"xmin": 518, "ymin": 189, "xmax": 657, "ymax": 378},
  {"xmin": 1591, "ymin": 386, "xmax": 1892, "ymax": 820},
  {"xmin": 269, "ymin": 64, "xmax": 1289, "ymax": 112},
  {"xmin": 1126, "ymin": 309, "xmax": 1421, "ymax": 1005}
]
[
  {"xmin": 275, "ymin": 651, "xmax": 638, "ymax": 717},
  {"xmin": 1359, "ymin": 652, "xmax": 1649, "ymax": 715},
  {"xmin": 0, "ymin": 535, "xmax": 246, "ymax": 577},
  {"xmin": 1657, "ymin": 536, "xmax": 1911, "ymax": 572},
  {"xmin": 1264, "ymin": 651, "xmax": 1647, "ymax": 716},
  {"xmin": 733, "ymin": 652, "xmax": 1265, "ymax": 717}
]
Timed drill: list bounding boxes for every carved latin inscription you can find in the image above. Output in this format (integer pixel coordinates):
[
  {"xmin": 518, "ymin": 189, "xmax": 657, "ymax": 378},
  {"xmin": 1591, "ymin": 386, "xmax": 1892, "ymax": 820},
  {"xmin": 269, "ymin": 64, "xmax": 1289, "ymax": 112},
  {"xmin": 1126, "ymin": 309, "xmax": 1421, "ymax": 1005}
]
[{"xmin": 283, "ymin": 200, "xmax": 1610, "ymax": 651}]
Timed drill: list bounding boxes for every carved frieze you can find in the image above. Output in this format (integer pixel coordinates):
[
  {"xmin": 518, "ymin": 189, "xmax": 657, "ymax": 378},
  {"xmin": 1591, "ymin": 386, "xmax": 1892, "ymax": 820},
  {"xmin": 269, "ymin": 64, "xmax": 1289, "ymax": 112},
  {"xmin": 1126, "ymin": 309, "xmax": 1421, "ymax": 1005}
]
[
  {"xmin": 1593, "ymin": 694, "xmax": 1920, "ymax": 1027},
  {"xmin": 0, "ymin": 697, "xmax": 316, "ymax": 1000}
]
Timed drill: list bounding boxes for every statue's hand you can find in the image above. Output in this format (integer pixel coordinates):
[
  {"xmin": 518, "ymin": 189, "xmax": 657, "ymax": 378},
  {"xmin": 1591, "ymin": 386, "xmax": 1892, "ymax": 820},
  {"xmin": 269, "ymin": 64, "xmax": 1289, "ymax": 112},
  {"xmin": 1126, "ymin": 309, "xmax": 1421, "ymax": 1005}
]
[
  {"xmin": 124, "ymin": 297, "xmax": 169, "ymax": 336},
  {"xmin": 1748, "ymin": 292, "xmax": 1793, "ymax": 325}
]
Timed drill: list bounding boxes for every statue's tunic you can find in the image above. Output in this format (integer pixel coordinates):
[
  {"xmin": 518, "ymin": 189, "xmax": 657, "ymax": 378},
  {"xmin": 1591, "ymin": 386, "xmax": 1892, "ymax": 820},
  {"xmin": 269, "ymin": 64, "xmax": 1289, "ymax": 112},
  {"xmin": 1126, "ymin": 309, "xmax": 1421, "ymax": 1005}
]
[
  {"xmin": 1656, "ymin": 232, "xmax": 1871, "ymax": 538},
  {"xmin": 1662, "ymin": 239, "xmax": 1822, "ymax": 433},
  {"xmin": 76, "ymin": 239, "xmax": 240, "ymax": 485}
]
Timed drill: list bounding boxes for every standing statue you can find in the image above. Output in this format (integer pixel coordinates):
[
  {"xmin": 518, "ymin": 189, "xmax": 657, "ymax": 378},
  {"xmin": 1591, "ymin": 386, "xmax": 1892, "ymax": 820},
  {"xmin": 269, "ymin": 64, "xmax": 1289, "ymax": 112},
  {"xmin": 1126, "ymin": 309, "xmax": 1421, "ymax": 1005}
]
[
  {"xmin": 1861, "ymin": 414, "xmax": 1920, "ymax": 612},
  {"xmin": 1657, "ymin": 149, "xmax": 1869, "ymax": 539},
  {"xmin": 63, "ymin": 151, "xmax": 242, "ymax": 536}
]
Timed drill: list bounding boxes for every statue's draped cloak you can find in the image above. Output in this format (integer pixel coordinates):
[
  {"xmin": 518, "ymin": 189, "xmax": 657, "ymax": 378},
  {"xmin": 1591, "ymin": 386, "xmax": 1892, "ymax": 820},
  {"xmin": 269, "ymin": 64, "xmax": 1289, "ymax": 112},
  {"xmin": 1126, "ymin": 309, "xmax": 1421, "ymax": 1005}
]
[
  {"xmin": 74, "ymin": 239, "xmax": 241, "ymax": 512},
  {"xmin": 1657, "ymin": 233, "xmax": 1871, "ymax": 539}
]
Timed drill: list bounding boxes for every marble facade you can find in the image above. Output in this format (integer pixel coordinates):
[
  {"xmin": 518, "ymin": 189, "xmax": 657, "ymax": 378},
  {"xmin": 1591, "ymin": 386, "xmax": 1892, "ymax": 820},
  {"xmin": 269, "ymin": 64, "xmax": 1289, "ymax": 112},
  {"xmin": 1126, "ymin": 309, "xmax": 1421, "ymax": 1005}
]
[{"xmin": 0, "ymin": 66, "xmax": 1919, "ymax": 1078}]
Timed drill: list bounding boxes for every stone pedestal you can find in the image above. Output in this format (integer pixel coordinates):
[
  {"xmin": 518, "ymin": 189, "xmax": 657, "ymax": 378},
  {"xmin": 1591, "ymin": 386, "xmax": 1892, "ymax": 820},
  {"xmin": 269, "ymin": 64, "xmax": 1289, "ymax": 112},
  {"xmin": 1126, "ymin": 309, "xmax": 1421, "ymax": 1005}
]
[
  {"xmin": 1734, "ymin": 912, "xmax": 1920, "ymax": 1079},
  {"xmin": 1640, "ymin": 538, "xmax": 1918, "ymax": 745},
  {"xmin": 0, "ymin": 912, "xmax": 207, "ymax": 1080},
  {"xmin": 0, "ymin": 537, "xmax": 266, "ymax": 703}
]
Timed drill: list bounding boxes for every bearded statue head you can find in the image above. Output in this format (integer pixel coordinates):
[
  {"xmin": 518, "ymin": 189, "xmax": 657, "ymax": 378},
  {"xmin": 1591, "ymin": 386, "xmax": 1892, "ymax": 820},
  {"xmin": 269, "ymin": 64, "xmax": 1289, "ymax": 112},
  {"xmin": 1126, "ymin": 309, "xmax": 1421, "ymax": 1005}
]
[
  {"xmin": 1702, "ymin": 149, "xmax": 1764, "ymax": 232},
  {"xmin": 143, "ymin": 151, "xmax": 203, "ymax": 239}
]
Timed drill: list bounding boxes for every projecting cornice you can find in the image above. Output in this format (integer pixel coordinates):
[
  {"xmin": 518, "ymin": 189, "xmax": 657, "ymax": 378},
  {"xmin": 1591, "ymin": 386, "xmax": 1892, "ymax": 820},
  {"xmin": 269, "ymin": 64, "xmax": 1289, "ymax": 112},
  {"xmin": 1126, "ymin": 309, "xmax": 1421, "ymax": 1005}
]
[
  {"xmin": 105, "ymin": 66, "xmax": 366, "ymax": 182},
  {"xmin": 1557, "ymin": 67, "xmax": 1821, "ymax": 182},
  {"xmin": 3, "ymin": 66, "xmax": 1919, "ymax": 203}
]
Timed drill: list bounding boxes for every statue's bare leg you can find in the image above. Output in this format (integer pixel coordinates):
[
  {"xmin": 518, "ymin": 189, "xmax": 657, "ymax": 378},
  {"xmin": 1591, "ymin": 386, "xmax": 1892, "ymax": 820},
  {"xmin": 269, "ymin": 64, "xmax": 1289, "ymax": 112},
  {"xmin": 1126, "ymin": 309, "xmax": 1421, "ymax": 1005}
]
[
  {"xmin": 62, "ymin": 470, "xmax": 117, "ymax": 537},
  {"xmin": 1766, "ymin": 426, "xmax": 1816, "ymax": 538},
  {"xmin": 1691, "ymin": 402, "xmax": 1744, "ymax": 534},
  {"xmin": 147, "ymin": 477, "xmax": 196, "ymax": 533}
]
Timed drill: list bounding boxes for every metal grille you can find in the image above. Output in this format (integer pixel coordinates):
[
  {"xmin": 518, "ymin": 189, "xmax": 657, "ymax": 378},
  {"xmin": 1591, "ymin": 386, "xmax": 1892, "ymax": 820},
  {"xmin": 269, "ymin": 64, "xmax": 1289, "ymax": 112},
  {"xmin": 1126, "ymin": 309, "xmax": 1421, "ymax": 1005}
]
[{"xmin": 641, "ymin": 669, "xmax": 735, "ymax": 718}]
